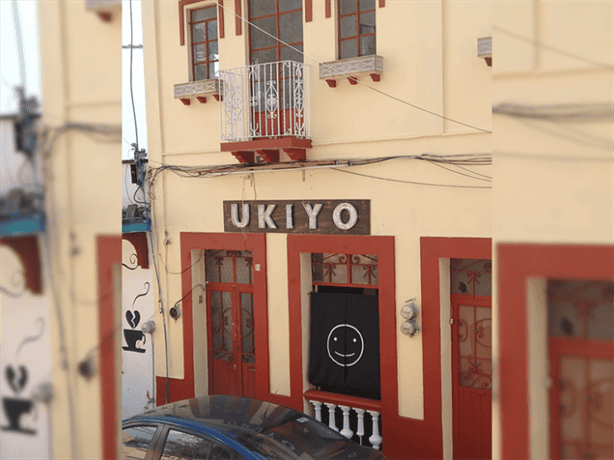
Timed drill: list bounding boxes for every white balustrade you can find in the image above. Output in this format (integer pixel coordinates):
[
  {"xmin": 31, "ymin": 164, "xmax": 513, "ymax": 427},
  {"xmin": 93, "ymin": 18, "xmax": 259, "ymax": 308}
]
[
  {"xmin": 367, "ymin": 410, "xmax": 382, "ymax": 450},
  {"xmin": 324, "ymin": 403, "xmax": 339, "ymax": 431},
  {"xmin": 219, "ymin": 61, "xmax": 310, "ymax": 142},
  {"xmin": 355, "ymin": 408, "xmax": 365, "ymax": 445},
  {"xmin": 307, "ymin": 399, "xmax": 382, "ymax": 450},
  {"xmin": 339, "ymin": 405, "xmax": 354, "ymax": 439}
]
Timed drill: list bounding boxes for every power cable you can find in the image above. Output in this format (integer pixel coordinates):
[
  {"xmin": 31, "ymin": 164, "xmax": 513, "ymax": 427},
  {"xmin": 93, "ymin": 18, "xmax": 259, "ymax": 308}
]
[
  {"xmin": 493, "ymin": 26, "xmax": 614, "ymax": 70},
  {"xmin": 513, "ymin": 118, "xmax": 612, "ymax": 152},
  {"xmin": 331, "ymin": 168, "xmax": 491, "ymax": 189},
  {"xmin": 425, "ymin": 159, "xmax": 491, "ymax": 182},
  {"xmin": 493, "ymin": 102, "xmax": 613, "ymax": 122},
  {"xmin": 209, "ymin": 0, "xmax": 491, "ymax": 134},
  {"xmin": 129, "ymin": 0, "xmax": 169, "ymax": 404}
]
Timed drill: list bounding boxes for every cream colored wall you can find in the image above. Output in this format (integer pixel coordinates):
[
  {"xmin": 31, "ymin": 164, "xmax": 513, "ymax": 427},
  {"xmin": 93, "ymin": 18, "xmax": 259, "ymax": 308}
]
[
  {"xmin": 148, "ymin": 0, "xmax": 492, "ymax": 156},
  {"xmin": 143, "ymin": 0, "xmax": 492, "ymax": 447},
  {"xmin": 38, "ymin": 1, "xmax": 121, "ymax": 458},
  {"xmin": 492, "ymin": 2, "xmax": 613, "ymax": 459}
]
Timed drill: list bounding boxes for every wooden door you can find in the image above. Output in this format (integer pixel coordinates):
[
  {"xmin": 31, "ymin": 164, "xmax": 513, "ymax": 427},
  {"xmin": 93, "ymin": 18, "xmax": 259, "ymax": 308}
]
[
  {"xmin": 548, "ymin": 280, "xmax": 613, "ymax": 460},
  {"xmin": 451, "ymin": 296, "xmax": 492, "ymax": 460},
  {"xmin": 205, "ymin": 250, "xmax": 256, "ymax": 397}
]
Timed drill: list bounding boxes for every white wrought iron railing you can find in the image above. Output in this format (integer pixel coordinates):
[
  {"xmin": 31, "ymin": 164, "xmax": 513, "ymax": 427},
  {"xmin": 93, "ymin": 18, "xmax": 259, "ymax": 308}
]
[
  {"xmin": 305, "ymin": 390, "xmax": 382, "ymax": 450},
  {"xmin": 219, "ymin": 61, "xmax": 310, "ymax": 142}
]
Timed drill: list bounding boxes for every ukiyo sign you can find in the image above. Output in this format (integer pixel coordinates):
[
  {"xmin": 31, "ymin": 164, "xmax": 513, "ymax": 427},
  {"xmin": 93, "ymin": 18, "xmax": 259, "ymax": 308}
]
[{"xmin": 223, "ymin": 200, "xmax": 370, "ymax": 235}]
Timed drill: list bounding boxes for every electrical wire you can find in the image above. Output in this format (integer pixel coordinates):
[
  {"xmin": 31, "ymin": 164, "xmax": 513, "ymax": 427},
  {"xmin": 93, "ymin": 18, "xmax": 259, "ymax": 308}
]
[
  {"xmin": 492, "ymin": 26, "xmax": 614, "ymax": 70},
  {"xmin": 493, "ymin": 102, "xmax": 613, "ymax": 122},
  {"xmin": 425, "ymin": 160, "xmax": 492, "ymax": 182},
  {"xmin": 513, "ymin": 118, "xmax": 612, "ymax": 152},
  {"xmin": 164, "ymin": 251, "xmax": 204, "ymax": 276},
  {"xmin": 129, "ymin": 0, "xmax": 169, "ymax": 404},
  {"xmin": 40, "ymin": 232, "xmax": 78, "ymax": 459},
  {"xmin": 129, "ymin": 0, "xmax": 139, "ymax": 150},
  {"xmin": 331, "ymin": 168, "xmax": 492, "ymax": 189},
  {"xmin": 147, "ymin": 153, "xmax": 492, "ymax": 191},
  {"xmin": 209, "ymin": 0, "xmax": 491, "ymax": 134}
]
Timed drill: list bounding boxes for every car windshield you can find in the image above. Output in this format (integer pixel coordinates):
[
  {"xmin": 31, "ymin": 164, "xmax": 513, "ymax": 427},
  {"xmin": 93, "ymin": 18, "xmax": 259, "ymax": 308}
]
[{"xmin": 223, "ymin": 414, "xmax": 350, "ymax": 460}]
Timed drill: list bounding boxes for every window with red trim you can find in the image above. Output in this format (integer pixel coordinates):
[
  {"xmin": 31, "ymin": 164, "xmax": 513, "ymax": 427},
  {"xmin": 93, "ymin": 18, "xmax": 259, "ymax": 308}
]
[
  {"xmin": 338, "ymin": 0, "xmax": 376, "ymax": 60},
  {"xmin": 248, "ymin": 0, "xmax": 303, "ymax": 64},
  {"xmin": 190, "ymin": 5, "xmax": 219, "ymax": 80}
]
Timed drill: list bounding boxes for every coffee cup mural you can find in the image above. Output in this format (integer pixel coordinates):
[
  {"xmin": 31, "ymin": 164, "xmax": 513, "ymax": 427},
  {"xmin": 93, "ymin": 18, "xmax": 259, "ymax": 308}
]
[
  {"xmin": 1, "ymin": 318, "xmax": 45, "ymax": 436},
  {"xmin": 123, "ymin": 282, "xmax": 150, "ymax": 353}
]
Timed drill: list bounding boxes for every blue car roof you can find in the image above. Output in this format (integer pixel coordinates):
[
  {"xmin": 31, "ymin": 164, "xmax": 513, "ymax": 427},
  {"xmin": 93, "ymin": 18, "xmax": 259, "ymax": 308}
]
[{"xmin": 124, "ymin": 412, "xmax": 266, "ymax": 460}]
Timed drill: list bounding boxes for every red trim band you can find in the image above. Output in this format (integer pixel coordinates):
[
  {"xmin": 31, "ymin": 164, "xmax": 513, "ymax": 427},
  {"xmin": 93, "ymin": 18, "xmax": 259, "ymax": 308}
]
[
  {"xmin": 234, "ymin": 0, "xmax": 242, "ymax": 35},
  {"xmin": 497, "ymin": 243, "xmax": 614, "ymax": 460},
  {"xmin": 97, "ymin": 235, "xmax": 122, "ymax": 460},
  {"xmin": 305, "ymin": 0, "xmax": 313, "ymax": 22}
]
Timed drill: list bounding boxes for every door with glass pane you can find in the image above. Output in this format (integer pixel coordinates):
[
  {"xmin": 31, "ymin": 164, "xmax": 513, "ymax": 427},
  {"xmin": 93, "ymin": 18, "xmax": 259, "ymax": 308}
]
[
  {"xmin": 450, "ymin": 259, "xmax": 492, "ymax": 460},
  {"xmin": 248, "ymin": 0, "xmax": 303, "ymax": 138},
  {"xmin": 205, "ymin": 250, "xmax": 256, "ymax": 397},
  {"xmin": 548, "ymin": 280, "xmax": 613, "ymax": 460}
]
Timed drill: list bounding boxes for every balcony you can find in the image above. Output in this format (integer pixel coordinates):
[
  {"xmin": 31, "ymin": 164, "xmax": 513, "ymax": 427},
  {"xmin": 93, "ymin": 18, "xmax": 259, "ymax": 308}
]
[
  {"xmin": 219, "ymin": 61, "xmax": 312, "ymax": 163},
  {"xmin": 304, "ymin": 389, "xmax": 383, "ymax": 451}
]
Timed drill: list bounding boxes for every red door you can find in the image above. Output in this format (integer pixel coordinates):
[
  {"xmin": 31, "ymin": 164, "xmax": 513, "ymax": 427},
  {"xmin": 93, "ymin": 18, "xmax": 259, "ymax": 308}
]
[
  {"xmin": 451, "ymin": 295, "xmax": 492, "ymax": 460},
  {"xmin": 548, "ymin": 280, "xmax": 613, "ymax": 460},
  {"xmin": 205, "ymin": 250, "xmax": 256, "ymax": 397},
  {"xmin": 450, "ymin": 258, "xmax": 492, "ymax": 460}
]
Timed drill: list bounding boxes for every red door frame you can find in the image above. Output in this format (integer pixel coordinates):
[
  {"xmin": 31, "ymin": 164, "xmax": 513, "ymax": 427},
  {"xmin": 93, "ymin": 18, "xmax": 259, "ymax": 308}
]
[
  {"xmin": 289, "ymin": 234, "xmax": 424, "ymax": 458},
  {"xmin": 420, "ymin": 237, "xmax": 491, "ymax": 459},
  {"xmin": 287, "ymin": 234, "xmax": 396, "ymax": 410},
  {"xmin": 498, "ymin": 243, "xmax": 614, "ymax": 459},
  {"xmin": 157, "ymin": 232, "xmax": 270, "ymax": 405},
  {"xmin": 97, "ymin": 235, "xmax": 122, "ymax": 460}
]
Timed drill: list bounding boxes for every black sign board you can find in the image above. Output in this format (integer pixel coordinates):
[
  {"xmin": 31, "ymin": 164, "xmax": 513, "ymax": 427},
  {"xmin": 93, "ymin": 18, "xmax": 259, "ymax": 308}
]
[{"xmin": 223, "ymin": 200, "xmax": 370, "ymax": 235}]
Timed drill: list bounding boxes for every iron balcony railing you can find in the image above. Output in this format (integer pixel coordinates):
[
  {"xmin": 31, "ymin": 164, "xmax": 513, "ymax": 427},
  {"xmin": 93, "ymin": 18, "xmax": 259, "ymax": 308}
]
[{"xmin": 219, "ymin": 60, "xmax": 310, "ymax": 142}]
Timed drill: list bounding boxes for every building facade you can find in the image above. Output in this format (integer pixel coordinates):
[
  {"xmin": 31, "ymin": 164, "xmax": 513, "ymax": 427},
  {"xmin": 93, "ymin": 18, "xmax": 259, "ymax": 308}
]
[
  {"xmin": 1, "ymin": 1, "xmax": 123, "ymax": 458},
  {"xmin": 143, "ymin": 1, "xmax": 492, "ymax": 458},
  {"xmin": 492, "ymin": 3, "xmax": 613, "ymax": 460}
]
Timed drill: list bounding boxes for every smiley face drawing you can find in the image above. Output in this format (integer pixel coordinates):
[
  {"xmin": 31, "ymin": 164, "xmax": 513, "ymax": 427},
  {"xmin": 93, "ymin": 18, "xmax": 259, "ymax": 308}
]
[{"xmin": 326, "ymin": 324, "xmax": 364, "ymax": 367}]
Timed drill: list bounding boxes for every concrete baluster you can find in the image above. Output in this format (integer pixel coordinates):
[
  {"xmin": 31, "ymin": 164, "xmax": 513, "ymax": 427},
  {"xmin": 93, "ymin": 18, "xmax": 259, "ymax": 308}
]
[
  {"xmin": 339, "ymin": 405, "xmax": 353, "ymax": 439},
  {"xmin": 324, "ymin": 403, "xmax": 338, "ymax": 431},
  {"xmin": 355, "ymin": 408, "xmax": 365, "ymax": 445},
  {"xmin": 367, "ymin": 410, "xmax": 382, "ymax": 450}
]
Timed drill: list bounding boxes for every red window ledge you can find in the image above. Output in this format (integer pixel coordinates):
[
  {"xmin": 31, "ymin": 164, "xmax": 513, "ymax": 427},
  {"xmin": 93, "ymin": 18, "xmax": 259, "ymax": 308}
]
[{"xmin": 221, "ymin": 137, "xmax": 313, "ymax": 163}]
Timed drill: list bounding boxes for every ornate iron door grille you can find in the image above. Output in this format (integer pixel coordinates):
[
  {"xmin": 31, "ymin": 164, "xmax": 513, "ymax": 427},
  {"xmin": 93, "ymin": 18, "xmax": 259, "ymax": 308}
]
[
  {"xmin": 311, "ymin": 253, "xmax": 378, "ymax": 289},
  {"xmin": 548, "ymin": 280, "xmax": 613, "ymax": 460}
]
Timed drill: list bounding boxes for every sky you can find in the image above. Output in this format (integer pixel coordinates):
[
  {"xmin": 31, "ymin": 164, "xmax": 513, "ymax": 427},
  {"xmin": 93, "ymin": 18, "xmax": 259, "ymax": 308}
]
[
  {"xmin": 0, "ymin": 0, "xmax": 40, "ymax": 114},
  {"xmin": 122, "ymin": 0, "xmax": 148, "ymax": 159},
  {"xmin": 0, "ymin": 0, "xmax": 147, "ymax": 160}
]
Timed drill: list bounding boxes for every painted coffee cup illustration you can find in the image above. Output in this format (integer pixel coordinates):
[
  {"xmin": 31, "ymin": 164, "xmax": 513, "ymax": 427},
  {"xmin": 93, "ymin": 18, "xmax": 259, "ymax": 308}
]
[
  {"xmin": 2, "ymin": 366, "xmax": 36, "ymax": 435},
  {"xmin": 123, "ymin": 329, "xmax": 147, "ymax": 353}
]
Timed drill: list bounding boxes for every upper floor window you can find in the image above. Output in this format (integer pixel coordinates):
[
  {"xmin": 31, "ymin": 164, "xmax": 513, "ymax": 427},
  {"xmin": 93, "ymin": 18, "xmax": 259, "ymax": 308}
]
[
  {"xmin": 338, "ymin": 0, "xmax": 376, "ymax": 60},
  {"xmin": 248, "ymin": 0, "xmax": 303, "ymax": 64},
  {"xmin": 190, "ymin": 5, "xmax": 219, "ymax": 81}
]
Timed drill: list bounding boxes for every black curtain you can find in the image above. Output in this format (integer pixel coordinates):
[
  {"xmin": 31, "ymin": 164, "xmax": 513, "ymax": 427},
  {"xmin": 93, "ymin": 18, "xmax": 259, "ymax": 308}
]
[{"xmin": 308, "ymin": 292, "xmax": 380, "ymax": 399}]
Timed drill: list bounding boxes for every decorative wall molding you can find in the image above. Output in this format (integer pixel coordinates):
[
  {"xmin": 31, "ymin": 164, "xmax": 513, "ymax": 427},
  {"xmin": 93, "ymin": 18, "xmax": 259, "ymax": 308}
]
[
  {"xmin": 174, "ymin": 79, "xmax": 221, "ymax": 105},
  {"xmin": 319, "ymin": 55, "xmax": 384, "ymax": 86},
  {"xmin": 478, "ymin": 37, "xmax": 492, "ymax": 67}
]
